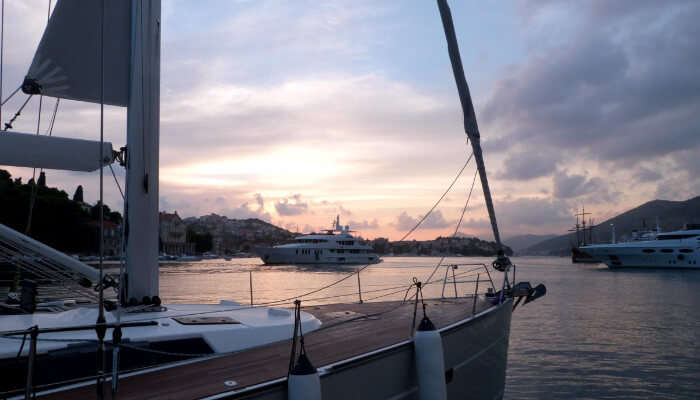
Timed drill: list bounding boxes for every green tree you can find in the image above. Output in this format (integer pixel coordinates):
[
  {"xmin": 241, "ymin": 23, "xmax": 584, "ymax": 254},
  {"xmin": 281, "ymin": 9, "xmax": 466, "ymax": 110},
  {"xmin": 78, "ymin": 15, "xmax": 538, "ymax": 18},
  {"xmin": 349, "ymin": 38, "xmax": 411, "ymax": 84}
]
[
  {"xmin": 37, "ymin": 172, "xmax": 46, "ymax": 187},
  {"xmin": 73, "ymin": 185, "xmax": 84, "ymax": 202}
]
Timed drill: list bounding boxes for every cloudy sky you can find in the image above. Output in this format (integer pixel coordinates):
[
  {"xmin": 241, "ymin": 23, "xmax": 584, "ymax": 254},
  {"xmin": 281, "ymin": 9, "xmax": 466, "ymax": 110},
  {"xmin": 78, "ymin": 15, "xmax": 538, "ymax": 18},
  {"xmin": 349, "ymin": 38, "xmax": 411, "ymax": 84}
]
[{"xmin": 2, "ymin": 0, "xmax": 699, "ymax": 241}]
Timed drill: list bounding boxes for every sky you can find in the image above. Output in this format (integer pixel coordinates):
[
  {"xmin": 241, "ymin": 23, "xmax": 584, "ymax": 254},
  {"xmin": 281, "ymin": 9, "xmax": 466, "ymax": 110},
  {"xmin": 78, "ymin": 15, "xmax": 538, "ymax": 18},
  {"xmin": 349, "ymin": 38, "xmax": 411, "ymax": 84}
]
[{"xmin": 1, "ymin": 0, "xmax": 699, "ymax": 241}]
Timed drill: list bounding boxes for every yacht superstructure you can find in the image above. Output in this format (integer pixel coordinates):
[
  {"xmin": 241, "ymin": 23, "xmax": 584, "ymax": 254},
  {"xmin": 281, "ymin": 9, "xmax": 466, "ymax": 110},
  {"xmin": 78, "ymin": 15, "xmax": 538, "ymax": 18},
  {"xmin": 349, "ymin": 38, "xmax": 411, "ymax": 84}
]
[
  {"xmin": 581, "ymin": 228, "xmax": 700, "ymax": 269},
  {"xmin": 254, "ymin": 216, "xmax": 381, "ymax": 265}
]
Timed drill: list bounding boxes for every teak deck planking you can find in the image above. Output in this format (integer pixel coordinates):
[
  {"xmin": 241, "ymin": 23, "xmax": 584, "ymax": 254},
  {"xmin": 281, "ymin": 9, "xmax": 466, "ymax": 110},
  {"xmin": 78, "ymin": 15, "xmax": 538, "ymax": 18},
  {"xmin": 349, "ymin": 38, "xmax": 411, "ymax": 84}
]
[{"xmin": 44, "ymin": 297, "xmax": 493, "ymax": 400}]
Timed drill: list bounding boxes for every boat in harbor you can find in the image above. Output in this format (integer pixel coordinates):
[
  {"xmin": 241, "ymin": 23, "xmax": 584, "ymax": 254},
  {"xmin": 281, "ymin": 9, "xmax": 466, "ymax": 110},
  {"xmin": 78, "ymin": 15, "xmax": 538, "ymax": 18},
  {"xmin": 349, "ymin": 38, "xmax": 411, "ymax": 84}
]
[
  {"xmin": 0, "ymin": 0, "xmax": 546, "ymax": 398},
  {"xmin": 581, "ymin": 225, "xmax": 700, "ymax": 269},
  {"xmin": 254, "ymin": 216, "xmax": 381, "ymax": 265}
]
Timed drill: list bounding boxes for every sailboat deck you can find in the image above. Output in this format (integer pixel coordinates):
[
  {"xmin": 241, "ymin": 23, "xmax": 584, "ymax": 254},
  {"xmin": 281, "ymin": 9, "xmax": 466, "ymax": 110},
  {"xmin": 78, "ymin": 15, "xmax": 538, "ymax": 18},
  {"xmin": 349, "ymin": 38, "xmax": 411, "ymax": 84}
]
[{"xmin": 44, "ymin": 297, "xmax": 493, "ymax": 400}]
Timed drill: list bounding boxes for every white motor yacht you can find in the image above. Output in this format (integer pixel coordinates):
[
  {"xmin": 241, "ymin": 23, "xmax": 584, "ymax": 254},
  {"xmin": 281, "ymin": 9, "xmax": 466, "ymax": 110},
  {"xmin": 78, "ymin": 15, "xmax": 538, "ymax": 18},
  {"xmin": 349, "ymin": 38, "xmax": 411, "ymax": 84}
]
[
  {"xmin": 254, "ymin": 216, "xmax": 381, "ymax": 265},
  {"xmin": 580, "ymin": 227, "xmax": 700, "ymax": 269}
]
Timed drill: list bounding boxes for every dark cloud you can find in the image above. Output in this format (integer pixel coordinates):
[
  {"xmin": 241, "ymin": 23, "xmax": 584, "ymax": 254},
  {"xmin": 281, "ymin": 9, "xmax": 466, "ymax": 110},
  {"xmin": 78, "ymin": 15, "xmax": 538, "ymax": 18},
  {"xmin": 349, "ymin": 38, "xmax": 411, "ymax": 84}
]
[
  {"xmin": 634, "ymin": 167, "xmax": 662, "ymax": 183},
  {"xmin": 275, "ymin": 194, "xmax": 309, "ymax": 216},
  {"xmin": 459, "ymin": 197, "xmax": 572, "ymax": 237},
  {"xmin": 552, "ymin": 170, "xmax": 602, "ymax": 199},
  {"xmin": 484, "ymin": 2, "xmax": 700, "ymax": 177},
  {"xmin": 254, "ymin": 193, "xmax": 265, "ymax": 209},
  {"xmin": 497, "ymin": 151, "xmax": 558, "ymax": 180},
  {"xmin": 496, "ymin": 197, "xmax": 571, "ymax": 228},
  {"xmin": 481, "ymin": 136, "xmax": 511, "ymax": 153}
]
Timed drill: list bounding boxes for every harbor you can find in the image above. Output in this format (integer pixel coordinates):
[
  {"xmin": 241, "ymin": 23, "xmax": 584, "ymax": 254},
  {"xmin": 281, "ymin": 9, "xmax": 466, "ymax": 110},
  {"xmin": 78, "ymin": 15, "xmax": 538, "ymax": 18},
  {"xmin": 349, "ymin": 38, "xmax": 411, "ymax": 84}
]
[
  {"xmin": 156, "ymin": 257, "xmax": 700, "ymax": 399},
  {"xmin": 5, "ymin": 256, "xmax": 698, "ymax": 398},
  {"xmin": 1, "ymin": 0, "xmax": 699, "ymax": 398}
]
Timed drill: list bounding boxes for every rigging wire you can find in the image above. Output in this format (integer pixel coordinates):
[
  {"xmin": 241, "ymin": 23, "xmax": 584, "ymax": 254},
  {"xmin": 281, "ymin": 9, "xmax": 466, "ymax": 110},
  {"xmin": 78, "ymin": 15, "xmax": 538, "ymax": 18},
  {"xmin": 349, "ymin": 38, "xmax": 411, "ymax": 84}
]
[
  {"xmin": 396, "ymin": 152, "xmax": 473, "ymax": 243},
  {"xmin": 258, "ymin": 151, "xmax": 476, "ymax": 304},
  {"xmin": 45, "ymin": 98, "xmax": 59, "ymax": 136},
  {"xmin": 2, "ymin": 94, "xmax": 32, "ymax": 131},
  {"xmin": 0, "ymin": 85, "xmax": 19, "ymax": 106},
  {"xmin": 423, "ymin": 167, "xmax": 479, "ymax": 287},
  {"xmin": 23, "ymin": 83, "xmax": 43, "ymax": 236},
  {"xmin": 109, "ymin": 164, "xmax": 125, "ymax": 200}
]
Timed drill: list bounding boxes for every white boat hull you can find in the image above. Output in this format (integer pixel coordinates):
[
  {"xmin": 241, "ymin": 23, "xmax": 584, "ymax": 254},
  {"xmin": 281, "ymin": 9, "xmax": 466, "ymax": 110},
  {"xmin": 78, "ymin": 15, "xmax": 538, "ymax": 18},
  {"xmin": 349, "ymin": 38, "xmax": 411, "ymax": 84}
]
[
  {"xmin": 254, "ymin": 246, "xmax": 381, "ymax": 265},
  {"xmin": 183, "ymin": 299, "xmax": 513, "ymax": 400},
  {"xmin": 581, "ymin": 244, "xmax": 700, "ymax": 269}
]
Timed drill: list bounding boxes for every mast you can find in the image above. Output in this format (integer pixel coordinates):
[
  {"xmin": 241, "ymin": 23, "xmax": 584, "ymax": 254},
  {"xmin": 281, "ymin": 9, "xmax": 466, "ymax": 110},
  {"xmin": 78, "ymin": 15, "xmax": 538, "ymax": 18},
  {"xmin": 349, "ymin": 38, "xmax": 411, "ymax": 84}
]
[
  {"xmin": 436, "ymin": 0, "xmax": 502, "ymax": 248},
  {"xmin": 124, "ymin": 0, "xmax": 161, "ymax": 301}
]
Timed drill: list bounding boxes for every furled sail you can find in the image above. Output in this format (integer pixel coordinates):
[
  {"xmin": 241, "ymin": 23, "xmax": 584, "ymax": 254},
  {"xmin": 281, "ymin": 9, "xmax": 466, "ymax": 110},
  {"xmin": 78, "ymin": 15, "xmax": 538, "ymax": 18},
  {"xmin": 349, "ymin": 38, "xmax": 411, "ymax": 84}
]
[{"xmin": 22, "ymin": 0, "xmax": 130, "ymax": 106}]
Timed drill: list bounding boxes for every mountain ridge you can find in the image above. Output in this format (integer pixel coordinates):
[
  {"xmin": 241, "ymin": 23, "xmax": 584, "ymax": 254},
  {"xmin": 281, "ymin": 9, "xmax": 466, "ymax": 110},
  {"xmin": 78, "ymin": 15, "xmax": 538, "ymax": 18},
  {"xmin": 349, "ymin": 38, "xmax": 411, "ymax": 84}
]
[{"xmin": 522, "ymin": 196, "xmax": 700, "ymax": 255}]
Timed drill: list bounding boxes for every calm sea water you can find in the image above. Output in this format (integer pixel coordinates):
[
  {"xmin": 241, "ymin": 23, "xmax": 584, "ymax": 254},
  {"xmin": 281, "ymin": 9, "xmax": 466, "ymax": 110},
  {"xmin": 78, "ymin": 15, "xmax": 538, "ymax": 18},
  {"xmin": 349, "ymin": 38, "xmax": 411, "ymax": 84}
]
[{"xmin": 156, "ymin": 256, "xmax": 700, "ymax": 399}]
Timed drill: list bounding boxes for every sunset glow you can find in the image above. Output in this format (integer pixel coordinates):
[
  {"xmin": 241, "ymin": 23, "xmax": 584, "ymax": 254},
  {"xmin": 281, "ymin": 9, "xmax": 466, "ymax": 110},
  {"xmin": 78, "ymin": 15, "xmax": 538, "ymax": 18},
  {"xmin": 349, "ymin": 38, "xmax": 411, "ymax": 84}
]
[{"xmin": 2, "ymin": 1, "xmax": 698, "ymax": 241}]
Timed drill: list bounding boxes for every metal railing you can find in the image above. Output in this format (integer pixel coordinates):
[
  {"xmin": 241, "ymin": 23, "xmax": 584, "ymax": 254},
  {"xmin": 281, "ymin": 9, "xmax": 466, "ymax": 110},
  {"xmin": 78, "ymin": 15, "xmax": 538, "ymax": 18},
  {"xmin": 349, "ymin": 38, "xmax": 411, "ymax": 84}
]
[
  {"xmin": 1, "ymin": 320, "xmax": 158, "ymax": 399},
  {"xmin": 439, "ymin": 263, "xmax": 495, "ymax": 299}
]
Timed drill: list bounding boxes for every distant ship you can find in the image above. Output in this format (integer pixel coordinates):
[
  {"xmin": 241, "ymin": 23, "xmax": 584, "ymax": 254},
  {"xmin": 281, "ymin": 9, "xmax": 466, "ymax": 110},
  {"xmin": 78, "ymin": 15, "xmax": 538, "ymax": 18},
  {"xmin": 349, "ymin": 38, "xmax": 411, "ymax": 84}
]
[
  {"xmin": 254, "ymin": 216, "xmax": 381, "ymax": 265},
  {"xmin": 580, "ymin": 224, "xmax": 700, "ymax": 269}
]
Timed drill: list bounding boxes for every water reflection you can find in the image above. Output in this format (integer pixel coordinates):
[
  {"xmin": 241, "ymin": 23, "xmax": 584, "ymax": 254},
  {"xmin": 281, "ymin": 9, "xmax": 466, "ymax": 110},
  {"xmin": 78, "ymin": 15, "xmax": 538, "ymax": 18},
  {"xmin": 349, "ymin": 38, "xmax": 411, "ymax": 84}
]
[
  {"xmin": 158, "ymin": 256, "xmax": 486, "ymax": 305},
  {"xmin": 156, "ymin": 256, "xmax": 700, "ymax": 398},
  {"xmin": 505, "ymin": 257, "xmax": 700, "ymax": 399}
]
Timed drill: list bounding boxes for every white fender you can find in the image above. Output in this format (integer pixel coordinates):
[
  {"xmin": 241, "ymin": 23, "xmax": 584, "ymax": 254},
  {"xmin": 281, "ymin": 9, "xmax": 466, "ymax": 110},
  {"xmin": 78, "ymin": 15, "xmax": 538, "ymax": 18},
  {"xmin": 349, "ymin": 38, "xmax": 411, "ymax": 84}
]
[
  {"xmin": 414, "ymin": 317, "xmax": 447, "ymax": 400},
  {"xmin": 288, "ymin": 353, "xmax": 322, "ymax": 400}
]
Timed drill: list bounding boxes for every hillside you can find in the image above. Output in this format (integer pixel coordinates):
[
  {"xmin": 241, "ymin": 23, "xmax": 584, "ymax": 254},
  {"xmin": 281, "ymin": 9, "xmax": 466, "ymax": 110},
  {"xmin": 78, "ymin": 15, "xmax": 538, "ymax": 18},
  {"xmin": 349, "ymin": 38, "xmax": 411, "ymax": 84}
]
[
  {"xmin": 504, "ymin": 234, "xmax": 557, "ymax": 253},
  {"xmin": 0, "ymin": 169, "xmax": 120, "ymax": 254},
  {"xmin": 523, "ymin": 196, "xmax": 700, "ymax": 255}
]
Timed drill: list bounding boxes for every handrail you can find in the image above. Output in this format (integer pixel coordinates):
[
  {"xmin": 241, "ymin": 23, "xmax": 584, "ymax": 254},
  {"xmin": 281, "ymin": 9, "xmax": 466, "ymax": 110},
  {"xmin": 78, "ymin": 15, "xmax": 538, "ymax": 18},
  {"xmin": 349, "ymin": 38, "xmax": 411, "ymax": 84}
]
[
  {"xmin": 440, "ymin": 263, "xmax": 495, "ymax": 299},
  {"xmin": 1, "ymin": 320, "xmax": 158, "ymax": 337}
]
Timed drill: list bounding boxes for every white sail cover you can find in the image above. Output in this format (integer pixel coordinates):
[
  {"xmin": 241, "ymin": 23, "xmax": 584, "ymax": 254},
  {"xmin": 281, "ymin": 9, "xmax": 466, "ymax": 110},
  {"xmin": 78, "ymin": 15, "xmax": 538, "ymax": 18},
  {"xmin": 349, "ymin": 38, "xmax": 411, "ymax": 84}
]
[
  {"xmin": 24, "ymin": 0, "xmax": 130, "ymax": 106},
  {"xmin": 0, "ymin": 131, "xmax": 113, "ymax": 172}
]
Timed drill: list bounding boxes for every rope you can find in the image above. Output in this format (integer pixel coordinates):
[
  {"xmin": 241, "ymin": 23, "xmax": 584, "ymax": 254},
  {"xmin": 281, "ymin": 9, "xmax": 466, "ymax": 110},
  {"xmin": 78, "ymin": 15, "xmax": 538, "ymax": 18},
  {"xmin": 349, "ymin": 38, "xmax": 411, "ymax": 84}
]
[
  {"xmin": 410, "ymin": 278, "xmax": 426, "ymax": 334},
  {"xmin": 287, "ymin": 300, "xmax": 301, "ymax": 375}
]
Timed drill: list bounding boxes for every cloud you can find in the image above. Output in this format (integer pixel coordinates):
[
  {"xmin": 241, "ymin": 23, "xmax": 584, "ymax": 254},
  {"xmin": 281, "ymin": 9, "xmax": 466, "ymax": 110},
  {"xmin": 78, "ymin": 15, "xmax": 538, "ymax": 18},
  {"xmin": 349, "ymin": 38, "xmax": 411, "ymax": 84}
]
[
  {"xmin": 302, "ymin": 224, "xmax": 316, "ymax": 233},
  {"xmin": 338, "ymin": 205, "xmax": 353, "ymax": 217},
  {"xmin": 275, "ymin": 194, "xmax": 309, "ymax": 216},
  {"xmin": 484, "ymin": 1, "xmax": 700, "ymax": 178},
  {"xmin": 222, "ymin": 202, "xmax": 272, "ymax": 221},
  {"xmin": 347, "ymin": 219, "xmax": 379, "ymax": 230},
  {"xmin": 496, "ymin": 197, "xmax": 571, "ymax": 228},
  {"xmin": 219, "ymin": 193, "xmax": 272, "ymax": 221},
  {"xmin": 552, "ymin": 170, "xmax": 602, "ymax": 199},
  {"xmin": 497, "ymin": 151, "xmax": 558, "ymax": 180},
  {"xmin": 654, "ymin": 176, "xmax": 696, "ymax": 201},
  {"xmin": 634, "ymin": 167, "xmax": 662, "ymax": 183},
  {"xmin": 393, "ymin": 210, "xmax": 452, "ymax": 231}
]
